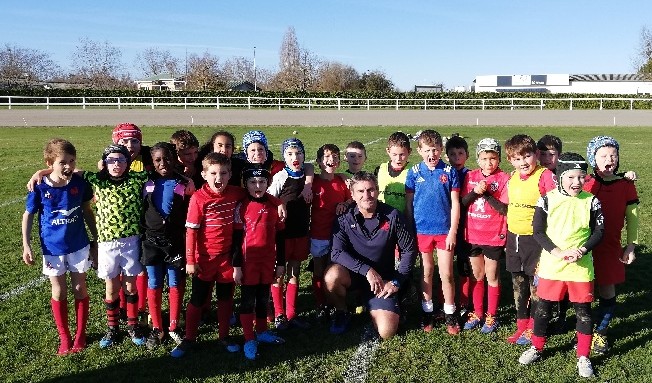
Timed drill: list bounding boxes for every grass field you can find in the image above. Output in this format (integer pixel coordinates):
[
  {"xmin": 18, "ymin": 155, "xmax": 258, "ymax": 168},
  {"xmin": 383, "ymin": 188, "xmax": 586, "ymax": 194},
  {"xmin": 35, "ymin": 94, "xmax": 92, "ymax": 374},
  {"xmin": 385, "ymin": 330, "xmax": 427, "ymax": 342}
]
[{"xmin": 0, "ymin": 125, "xmax": 650, "ymax": 383}]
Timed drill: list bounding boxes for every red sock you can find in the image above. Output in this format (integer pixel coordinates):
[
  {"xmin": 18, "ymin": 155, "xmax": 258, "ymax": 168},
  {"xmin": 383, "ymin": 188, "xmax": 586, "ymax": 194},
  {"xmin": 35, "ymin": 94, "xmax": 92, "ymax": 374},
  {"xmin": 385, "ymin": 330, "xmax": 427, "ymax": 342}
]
[
  {"xmin": 527, "ymin": 317, "xmax": 534, "ymax": 330},
  {"xmin": 119, "ymin": 283, "xmax": 127, "ymax": 311},
  {"xmin": 458, "ymin": 275, "xmax": 470, "ymax": 308},
  {"xmin": 271, "ymin": 284, "xmax": 284, "ymax": 317},
  {"xmin": 487, "ymin": 285, "xmax": 500, "ymax": 316},
  {"xmin": 217, "ymin": 299, "xmax": 233, "ymax": 340},
  {"xmin": 105, "ymin": 298, "xmax": 120, "ymax": 328},
  {"xmin": 286, "ymin": 282, "xmax": 299, "ymax": 320},
  {"xmin": 168, "ymin": 286, "xmax": 182, "ymax": 332},
  {"xmin": 184, "ymin": 303, "xmax": 202, "ymax": 341},
  {"xmin": 240, "ymin": 313, "xmax": 255, "ymax": 341},
  {"xmin": 312, "ymin": 276, "xmax": 325, "ymax": 307},
  {"xmin": 576, "ymin": 332, "xmax": 592, "ymax": 358},
  {"xmin": 126, "ymin": 295, "xmax": 139, "ymax": 327},
  {"xmin": 255, "ymin": 316, "xmax": 268, "ymax": 334},
  {"xmin": 72, "ymin": 296, "xmax": 89, "ymax": 351},
  {"xmin": 531, "ymin": 334, "xmax": 546, "ymax": 351},
  {"xmin": 137, "ymin": 274, "xmax": 148, "ymax": 313},
  {"xmin": 147, "ymin": 288, "xmax": 163, "ymax": 330},
  {"xmin": 471, "ymin": 279, "xmax": 485, "ymax": 317},
  {"xmin": 51, "ymin": 298, "xmax": 72, "ymax": 354}
]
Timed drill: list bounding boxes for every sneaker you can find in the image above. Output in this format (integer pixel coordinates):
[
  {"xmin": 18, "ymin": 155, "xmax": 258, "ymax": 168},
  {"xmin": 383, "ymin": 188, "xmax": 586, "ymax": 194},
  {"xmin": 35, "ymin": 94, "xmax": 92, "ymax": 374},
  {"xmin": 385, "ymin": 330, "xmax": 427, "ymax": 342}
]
[
  {"xmin": 146, "ymin": 328, "xmax": 164, "ymax": 350},
  {"xmin": 508, "ymin": 329, "xmax": 525, "ymax": 344},
  {"xmin": 481, "ymin": 314, "xmax": 499, "ymax": 334},
  {"xmin": 288, "ymin": 316, "xmax": 311, "ymax": 329},
  {"xmin": 256, "ymin": 330, "xmax": 285, "ymax": 344},
  {"xmin": 244, "ymin": 340, "xmax": 258, "ymax": 360},
  {"xmin": 169, "ymin": 328, "xmax": 184, "ymax": 345},
  {"xmin": 591, "ymin": 332, "xmax": 609, "ymax": 355},
  {"xmin": 463, "ymin": 312, "xmax": 482, "ymax": 330},
  {"xmin": 518, "ymin": 346, "xmax": 542, "ymax": 365},
  {"xmin": 127, "ymin": 325, "xmax": 146, "ymax": 346},
  {"xmin": 330, "ymin": 310, "xmax": 352, "ymax": 335},
  {"xmin": 421, "ymin": 312, "xmax": 434, "ymax": 333},
  {"xmin": 433, "ymin": 309, "xmax": 446, "ymax": 322},
  {"xmin": 170, "ymin": 339, "xmax": 194, "ymax": 358},
  {"xmin": 220, "ymin": 338, "xmax": 241, "ymax": 353},
  {"xmin": 274, "ymin": 314, "xmax": 289, "ymax": 331},
  {"xmin": 445, "ymin": 313, "xmax": 460, "ymax": 335},
  {"xmin": 516, "ymin": 329, "xmax": 533, "ymax": 346},
  {"xmin": 577, "ymin": 356, "xmax": 595, "ymax": 378},
  {"xmin": 99, "ymin": 327, "xmax": 119, "ymax": 348}
]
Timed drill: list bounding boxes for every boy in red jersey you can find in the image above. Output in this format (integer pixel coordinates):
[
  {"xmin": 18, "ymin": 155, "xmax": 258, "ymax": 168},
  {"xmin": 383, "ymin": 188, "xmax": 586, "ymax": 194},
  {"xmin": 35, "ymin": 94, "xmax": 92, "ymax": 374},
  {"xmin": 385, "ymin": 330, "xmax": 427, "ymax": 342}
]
[
  {"xmin": 460, "ymin": 138, "xmax": 509, "ymax": 334},
  {"xmin": 310, "ymin": 144, "xmax": 351, "ymax": 317},
  {"xmin": 233, "ymin": 166, "xmax": 287, "ymax": 360},
  {"xmin": 504, "ymin": 134, "xmax": 557, "ymax": 345},
  {"xmin": 583, "ymin": 136, "xmax": 639, "ymax": 354}
]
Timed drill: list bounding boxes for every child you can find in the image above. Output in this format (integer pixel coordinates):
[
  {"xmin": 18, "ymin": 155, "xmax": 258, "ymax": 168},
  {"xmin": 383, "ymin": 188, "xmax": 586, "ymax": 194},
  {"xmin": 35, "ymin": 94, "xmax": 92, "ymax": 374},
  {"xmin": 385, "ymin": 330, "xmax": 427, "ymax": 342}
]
[
  {"xmin": 445, "ymin": 135, "xmax": 472, "ymax": 319},
  {"xmin": 504, "ymin": 134, "xmax": 557, "ymax": 345},
  {"xmin": 141, "ymin": 143, "xmax": 194, "ymax": 349},
  {"xmin": 344, "ymin": 141, "xmax": 367, "ymax": 175},
  {"xmin": 196, "ymin": 130, "xmax": 245, "ymax": 186},
  {"xmin": 537, "ymin": 135, "xmax": 562, "ymax": 173},
  {"xmin": 375, "ymin": 132, "xmax": 411, "ymax": 216},
  {"xmin": 267, "ymin": 137, "xmax": 312, "ymax": 330},
  {"xmin": 583, "ymin": 136, "xmax": 639, "ymax": 354},
  {"xmin": 518, "ymin": 153, "xmax": 604, "ymax": 378},
  {"xmin": 405, "ymin": 129, "xmax": 461, "ymax": 335},
  {"xmin": 233, "ymin": 166, "xmax": 287, "ymax": 360},
  {"xmin": 170, "ymin": 129, "xmax": 201, "ymax": 186},
  {"xmin": 310, "ymin": 144, "xmax": 351, "ymax": 317},
  {"xmin": 460, "ymin": 138, "xmax": 509, "ymax": 334},
  {"xmin": 22, "ymin": 139, "xmax": 97, "ymax": 355}
]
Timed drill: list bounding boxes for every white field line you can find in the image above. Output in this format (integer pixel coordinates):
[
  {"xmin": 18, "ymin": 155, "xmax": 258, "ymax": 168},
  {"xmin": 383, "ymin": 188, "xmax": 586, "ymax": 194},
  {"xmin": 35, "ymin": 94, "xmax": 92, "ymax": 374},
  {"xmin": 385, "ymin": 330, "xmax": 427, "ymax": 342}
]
[
  {"xmin": 0, "ymin": 276, "xmax": 48, "ymax": 302},
  {"xmin": 0, "ymin": 196, "xmax": 26, "ymax": 208},
  {"xmin": 342, "ymin": 331, "xmax": 382, "ymax": 383},
  {"xmin": 364, "ymin": 137, "xmax": 384, "ymax": 146}
]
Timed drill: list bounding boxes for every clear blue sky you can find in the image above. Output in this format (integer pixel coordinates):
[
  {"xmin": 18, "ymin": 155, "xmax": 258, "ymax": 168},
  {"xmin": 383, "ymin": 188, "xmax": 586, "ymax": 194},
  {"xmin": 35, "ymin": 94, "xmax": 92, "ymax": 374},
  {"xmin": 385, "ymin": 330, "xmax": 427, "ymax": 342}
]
[{"xmin": 3, "ymin": 0, "xmax": 651, "ymax": 91}]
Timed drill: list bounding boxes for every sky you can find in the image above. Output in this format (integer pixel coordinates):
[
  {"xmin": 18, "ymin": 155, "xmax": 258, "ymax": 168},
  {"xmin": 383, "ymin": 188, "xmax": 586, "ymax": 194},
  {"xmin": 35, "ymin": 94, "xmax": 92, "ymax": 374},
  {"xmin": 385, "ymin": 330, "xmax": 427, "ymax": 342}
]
[{"xmin": 3, "ymin": 0, "xmax": 652, "ymax": 91}]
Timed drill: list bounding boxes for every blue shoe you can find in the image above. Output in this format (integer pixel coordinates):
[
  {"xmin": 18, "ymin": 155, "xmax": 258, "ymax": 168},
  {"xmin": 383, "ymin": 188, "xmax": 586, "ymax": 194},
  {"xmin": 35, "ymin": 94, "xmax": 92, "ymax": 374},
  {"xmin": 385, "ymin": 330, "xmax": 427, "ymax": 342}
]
[
  {"xmin": 244, "ymin": 340, "xmax": 258, "ymax": 360},
  {"xmin": 480, "ymin": 314, "xmax": 499, "ymax": 334},
  {"xmin": 127, "ymin": 325, "xmax": 146, "ymax": 346},
  {"xmin": 170, "ymin": 339, "xmax": 194, "ymax": 358},
  {"xmin": 220, "ymin": 338, "xmax": 241, "ymax": 353},
  {"xmin": 330, "ymin": 310, "xmax": 351, "ymax": 335},
  {"xmin": 256, "ymin": 330, "xmax": 285, "ymax": 344},
  {"xmin": 463, "ymin": 312, "xmax": 481, "ymax": 330},
  {"xmin": 99, "ymin": 327, "xmax": 118, "ymax": 348},
  {"xmin": 516, "ymin": 329, "xmax": 533, "ymax": 346}
]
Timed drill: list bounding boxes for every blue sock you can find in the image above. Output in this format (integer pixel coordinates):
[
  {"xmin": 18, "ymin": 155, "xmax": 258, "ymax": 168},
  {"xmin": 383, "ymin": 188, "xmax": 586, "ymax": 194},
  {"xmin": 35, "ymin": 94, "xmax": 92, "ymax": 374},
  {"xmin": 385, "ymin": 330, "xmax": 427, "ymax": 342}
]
[{"xmin": 596, "ymin": 297, "xmax": 616, "ymax": 334}]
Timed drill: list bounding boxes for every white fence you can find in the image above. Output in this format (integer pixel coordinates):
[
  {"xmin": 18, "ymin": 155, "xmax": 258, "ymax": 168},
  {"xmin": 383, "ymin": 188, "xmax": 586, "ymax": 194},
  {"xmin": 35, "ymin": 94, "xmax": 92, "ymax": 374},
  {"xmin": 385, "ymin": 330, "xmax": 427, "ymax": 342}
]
[{"xmin": 2, "ymin": 95, "xmax": 652, "ymax": 111}]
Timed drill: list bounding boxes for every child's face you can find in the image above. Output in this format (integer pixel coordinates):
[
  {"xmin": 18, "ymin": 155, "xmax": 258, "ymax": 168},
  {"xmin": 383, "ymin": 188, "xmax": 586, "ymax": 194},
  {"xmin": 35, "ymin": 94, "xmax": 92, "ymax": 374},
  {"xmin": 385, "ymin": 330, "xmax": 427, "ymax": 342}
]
[
  {"xmin": 417, "ymin": 142, "xmax": 443, "ymax": 169},
  {"xmin": 48, "ymin": 153, "xmax": 76, "ymax": 180},
  {"xmin": 539, "ymin": 148, "xmax": 559, "ymax": 171},
  {"xmin": 117, "ymin": 138, "xmax": 141, "ymax": 160},
  {"xmin": 345, "ymin": 148, "xmax": 366, "ymax": 171},
  {"xmin": 509, "ymin": 151, "xmax": 538, "ymax": 176},
  {"xmin": 477, "ymin": 151, "xmax": 500, "ymax": 175},
  {"xmin": 447, "ymin": 147, "xmax": 468, "ymax": 169},
  {"xmin": 594, "ymin": 146, "xmax": 618, "ymax": 176},
  {"xmin": 105, "ymin": 153, "xmax": 129, "ymax": 178},
  {"xmin": 202, "ymin": 163, "xmax": 231, "ymax": 194},
  {"xmin": 212, "ymin": 135, "xmax": 234, "ymax": 158},
  {"xmin": 318, "ymin": 149, "xmax": 340, "ymax": 174},
  {"xmin": 177, "ymin": 146, "xmax": 198, "ymax": 168},
  {"xmin": 561, "ymin": 169, "xmax": 586, "ymax": 197},
  {"xmin": 386, "ymin": 145, "xmax": 411, "ymax": 170},
  {"xmin": 246, "ymin": 143, "xmax": 267, "ymax": 164},
  {"xmin": 283, "ymin": 147, "xmax": 304, "ymax": 172},
  {"xmin": 152, "ymin": 148, "xmax": 174, "ymax": 178},
  {"xmin": 246, "ymin": 177, "xmax": 268, "ymax": 198}
]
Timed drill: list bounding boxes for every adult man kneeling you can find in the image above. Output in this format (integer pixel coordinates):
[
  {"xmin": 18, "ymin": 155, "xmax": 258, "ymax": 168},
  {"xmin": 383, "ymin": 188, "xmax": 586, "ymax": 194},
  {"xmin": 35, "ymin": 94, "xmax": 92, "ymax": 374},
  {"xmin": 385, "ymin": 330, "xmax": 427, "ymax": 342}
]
[{"xmin": 324, "ymin": 171, "xmax": 417, "ymax": 339}]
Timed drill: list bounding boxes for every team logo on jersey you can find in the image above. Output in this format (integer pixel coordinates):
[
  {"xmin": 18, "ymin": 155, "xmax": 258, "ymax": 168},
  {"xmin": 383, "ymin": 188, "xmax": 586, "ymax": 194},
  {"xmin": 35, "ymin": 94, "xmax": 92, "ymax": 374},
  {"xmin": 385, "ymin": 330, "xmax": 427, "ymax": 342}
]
[
  {"xmin": 70, "ymin": 186, "xmax": 79, "ymax": 196},
  {"xmin": 416, "ymin": 176, "xmax": 425, "ymax": 183},
  {"xmin": 380, "ymin": 220, "xmax": 390, "ymax": 231},
  {"xmin": 52, "ymin": 206, "xmax": 80, "ymax": 216},
  {"xmin": 44, "ymin": 191, "xmax": 51, "ymax": 199},
  {"xmin": 489, "ymin": 181, "xmax": 499, "ymax": 192},
  {"xmin": 473, "ymin": 198, "xmax": 485, "ymax": 213},
  {"xmin": 439, "ymin": 174, "xmax": 448, "ymax": 184}
]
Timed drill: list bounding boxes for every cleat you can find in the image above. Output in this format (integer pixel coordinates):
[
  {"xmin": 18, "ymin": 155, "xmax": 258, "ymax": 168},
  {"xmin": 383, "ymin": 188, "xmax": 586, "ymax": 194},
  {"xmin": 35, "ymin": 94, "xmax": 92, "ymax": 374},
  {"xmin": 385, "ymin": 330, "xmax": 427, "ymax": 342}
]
[
  {"xmin": 519, "ymin": 346, "xmax": 542, "ymax": 365},
  {"xmin": 330, "ymin": 310, "xmax": 352, "ymax": 335},
  {"xmin": 256, "ymin": 330, "xmax": 285, "ymax": 344},
  {"xmin": 99, "ymin": 326, "xmax": 119, "ymax": 348},
  {"xmin": 516, "ymin": 329, "xmax": 533, "ymax": 346},
  {"xmin": 591, "ymin": 332, "xmax": 609, "ymax": 355},
  {"xmin": 577, "ymin": 356, "xmax": 595, "ymax": 378},
  {"xmin": 128, "ymin": 325, "xmax": 146, "ymax": 346},
  {"xmin": 464, "ymin": 312, "xmax": 482, "ymax": 330},
  {"xmin": 244, "ymin": 340, "xmax": 258, "ymax": 360},
  {"xmin": 445, "ymin": 313, "xmax": 460, "ymax": 335},
  {"xmin": 146, "ymin": 328, "xmax": 164, "ymax": 350},
  {"xmin": 220, "ymin": 338, "xmax": 241, "ymax": 353},
  {"xmin": 481, "ymin": 314, "xmax": 499, "ymax": 334},
  {"xmin": 169, "ymin": 328, "xmax": 184, "ymax": 345},
  {"xmin": 421, "ymin": 312, "xmax": 434, "ymax": 333},
  {"xmin": 274, "ymin": 314, "xmax": 289, "ymax": 331},
  {"xmin": 171, "ymin": 339, "xmax": 194, "ymax": 358}
]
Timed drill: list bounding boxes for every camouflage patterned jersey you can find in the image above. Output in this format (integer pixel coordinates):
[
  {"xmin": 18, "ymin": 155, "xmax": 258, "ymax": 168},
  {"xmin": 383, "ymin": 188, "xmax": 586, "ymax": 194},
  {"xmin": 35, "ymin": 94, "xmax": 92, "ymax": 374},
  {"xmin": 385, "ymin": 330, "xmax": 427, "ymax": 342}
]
[{"xmin": 84, "ymin": 171, "xmax": 149, "ymax": 242}]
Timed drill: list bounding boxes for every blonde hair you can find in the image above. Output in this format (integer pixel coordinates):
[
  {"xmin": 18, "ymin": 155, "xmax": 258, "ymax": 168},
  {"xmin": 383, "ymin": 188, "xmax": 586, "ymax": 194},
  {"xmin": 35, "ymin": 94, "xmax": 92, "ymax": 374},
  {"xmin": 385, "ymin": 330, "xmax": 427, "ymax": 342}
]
[{"xmin": 44, "ymin": 138, "xmax": 76, "ymax": 164}]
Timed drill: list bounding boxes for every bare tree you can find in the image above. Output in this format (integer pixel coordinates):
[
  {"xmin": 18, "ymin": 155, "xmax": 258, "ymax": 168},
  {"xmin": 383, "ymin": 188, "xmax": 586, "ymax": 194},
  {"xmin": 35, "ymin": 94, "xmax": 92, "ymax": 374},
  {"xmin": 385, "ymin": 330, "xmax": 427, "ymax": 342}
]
[
  {"xmin": 315, "ymin": 61, "xmax": 360, "ymax": 91},
  {"xmin": 272, "ymin": 26, "xmax": 320, "ymax": 91},
  {"xmin": 135, "ymin": 48, "xmax": 180, "ymax": 78},
  {"xmin": 0, "ymin": 44, "xmax": 60, "ymax": 87},
  {"xmin": 634, "ymin": 26, "xmax": 652, "ymax": 76},
  {"xmin": 69, "ymin": 37, "xmax": 128, "ymax": 88},
  {"xmin": 185, "ymin": 51, "xmax": 223, "ymax": 90},
  {"xmin": 221, "ymin": 56, "xmax": 254, "ymax": 84}
]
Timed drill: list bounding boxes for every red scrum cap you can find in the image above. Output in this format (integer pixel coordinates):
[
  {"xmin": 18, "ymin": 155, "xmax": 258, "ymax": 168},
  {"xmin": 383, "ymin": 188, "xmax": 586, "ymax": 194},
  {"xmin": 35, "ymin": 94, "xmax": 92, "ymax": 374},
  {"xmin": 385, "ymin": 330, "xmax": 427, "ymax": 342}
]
[{"xmin": 112, "ymin": 123, "xmax": 142, "ymax": 144}]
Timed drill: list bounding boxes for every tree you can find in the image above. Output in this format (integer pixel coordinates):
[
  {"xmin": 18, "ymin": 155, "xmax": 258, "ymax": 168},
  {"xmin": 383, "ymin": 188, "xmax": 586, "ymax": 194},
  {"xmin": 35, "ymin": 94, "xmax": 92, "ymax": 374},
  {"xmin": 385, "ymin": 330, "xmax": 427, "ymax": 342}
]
[
  {"xmin": 634, "ymin": 26, "xmax": 652, "ymax": 77},
  {"xmin": 272, "ymin": 27, "xmax": 320, "ymax": 91},
  {"xmin": 135, "ymin": 48, "xmax": 180, "ymax": 77},
  {"xmin": 315, "ymin": 61, "xmax": 360, "ymax": 91},
  {"xmin": 360, "ymin": 69, "xmax": 395, "ymax": 92},
  {"xmin": 221, "ymin": 56, "xmax": 255, "ymax": 84},
  {"xmin": 185, "ymin": 51, "xmax": 223, "ymax": 90},
  {"xmin": 0, "ymin": 44, "xmax": 60, "ymax": 87},
  {"xmin": 69, "ymin": 37, "xmax": 128, "ymax": 88}
]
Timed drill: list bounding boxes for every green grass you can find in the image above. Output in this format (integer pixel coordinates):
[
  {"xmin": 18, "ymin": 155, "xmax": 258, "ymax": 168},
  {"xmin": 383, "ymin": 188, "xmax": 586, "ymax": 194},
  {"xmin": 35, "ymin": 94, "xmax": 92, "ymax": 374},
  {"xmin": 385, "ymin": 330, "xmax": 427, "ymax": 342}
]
[{"xmin": 0, "ymin": 125, "xmax": 651, "ymax": 382}]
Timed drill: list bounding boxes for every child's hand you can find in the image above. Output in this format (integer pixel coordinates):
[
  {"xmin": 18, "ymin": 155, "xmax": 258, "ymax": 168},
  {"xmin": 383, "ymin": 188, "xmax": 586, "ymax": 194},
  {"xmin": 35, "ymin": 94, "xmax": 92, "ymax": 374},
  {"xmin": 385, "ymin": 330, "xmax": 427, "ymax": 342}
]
[
  {"xmin": 560, "ymin": 248, "xmax": 582, "ymax": 263},
  {"xmin": 621, "ymin": 244, "xmax": 636, "ymax": 264},
  {"xmin": 186, "ymin": 263, "xmax": 200, "ymax": 276},
  {"xmin": 22, "ymin": 246, "xmax": 34, "ymax": 265},
  {"xmin": 445, "ymin": 233, "xmax": 456, "ymax": 251},
  {"xmin": 275, "ymin": 265, "xmax": 285, "ymax": 279},
  {"xmin": 623, "ymin": 171, "xmax": 637, "ymax": 181},
  {"xmin": 277, "ymin": 204, "xmax": 287, "ymax": 222},
  {"xmin": 344, "ymin": 178, "xmax": 353, "ymax": 189},
  {"xmin": 97, "ymin": 159, "xmax": 104, "ymax": 171},
  {"xmin": 26, "ymin": 173, "xmax": 42, "ymax": 192},
  {"xmin": 233, "ymin": 267, "xmax": 243, "ymax": 285},
  {"xmin": 301, "ymin": 183, "xmax": 313, "ymax": 204},
  {"xmin": 473, "ymin": 180, "xmax": 487, "ymax": 195},
  {"xmin": 336, "ymin": 202, "xmax": 348, "ymax": 215}
]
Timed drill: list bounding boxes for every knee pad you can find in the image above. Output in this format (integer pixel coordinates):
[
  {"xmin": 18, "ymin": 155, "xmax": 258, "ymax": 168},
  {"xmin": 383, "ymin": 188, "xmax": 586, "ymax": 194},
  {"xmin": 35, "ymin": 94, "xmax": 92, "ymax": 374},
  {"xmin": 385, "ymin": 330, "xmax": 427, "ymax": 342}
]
[{"xmin": 575, "ymin": 303, "xmax": 593, "ymax": 334}]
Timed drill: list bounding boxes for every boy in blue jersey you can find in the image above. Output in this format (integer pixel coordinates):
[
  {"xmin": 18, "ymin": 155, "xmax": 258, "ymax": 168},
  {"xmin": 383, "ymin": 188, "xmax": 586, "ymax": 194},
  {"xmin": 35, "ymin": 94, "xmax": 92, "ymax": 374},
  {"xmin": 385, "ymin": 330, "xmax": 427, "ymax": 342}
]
[
  {"xmin": 405, "ymin": 130, "xmax": 461, "ymax": 335},
  {"xmin": 22, "ymin": 139, "xmax": 98, "ymax": 355}
]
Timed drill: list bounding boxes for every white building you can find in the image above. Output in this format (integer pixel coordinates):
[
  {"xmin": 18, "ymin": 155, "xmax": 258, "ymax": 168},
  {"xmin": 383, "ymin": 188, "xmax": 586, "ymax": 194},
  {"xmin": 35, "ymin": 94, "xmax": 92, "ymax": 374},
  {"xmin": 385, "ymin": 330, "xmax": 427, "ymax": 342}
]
[
  {"xmin": 473, "ymin": 74, "xmax": 652, "ymax": 94},
  {"xmin": 134, "ymin": 74, "xmax": 186, "ymax": 91}
]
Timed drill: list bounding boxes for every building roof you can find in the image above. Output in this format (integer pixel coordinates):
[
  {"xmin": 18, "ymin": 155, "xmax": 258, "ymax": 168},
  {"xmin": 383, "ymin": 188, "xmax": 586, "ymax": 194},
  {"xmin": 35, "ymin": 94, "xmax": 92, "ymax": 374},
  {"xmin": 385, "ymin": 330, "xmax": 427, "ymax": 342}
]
[{"xmin": 569, "ymin": 74, "xmax": 649, "ymax": 82}]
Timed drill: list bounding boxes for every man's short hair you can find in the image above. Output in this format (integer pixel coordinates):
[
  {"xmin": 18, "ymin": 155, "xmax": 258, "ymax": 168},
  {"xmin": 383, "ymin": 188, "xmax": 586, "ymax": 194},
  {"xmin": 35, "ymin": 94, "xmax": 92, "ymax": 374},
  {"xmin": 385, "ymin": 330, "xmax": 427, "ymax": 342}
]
[
  {"xmin": 537, "ymin": 135, "xmax": 562, "ymax": 153},
  {"xmin": 349, "ymin": 171, "xmax": 379, "ymax": 191},
  {"xmin": 387, "ymin": 132, "xmax": 411, "ymax": 150},
  {"xmin": 170, "ymin": 130, "xmax": 199, "ymax": 151},
  {"xmin": 445, "ymin": 135, "xmax": 469, "ymax": 155},
  {"xmin": 505, "ymin": 134, "xmax": 538, "ymax": 158},
  {"xmin": 417, "ymin": 130, "xmax": 443, "ymax": 148},
  {"xmin": 202, "ymin": 152, "xmax": 231, "ymax": 171},
  {"xmin": 44, "ymin": 138, "xmax": 76, "ymax": 164}
]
